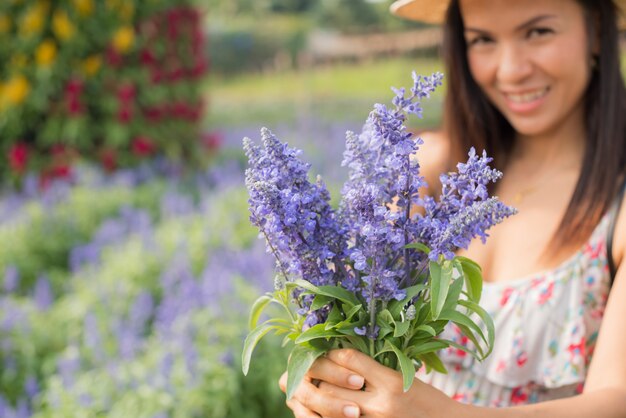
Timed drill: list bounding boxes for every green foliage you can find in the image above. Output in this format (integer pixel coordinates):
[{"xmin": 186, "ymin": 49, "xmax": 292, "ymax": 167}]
[
  {"xmin": 0, "ymin": 0, "xmax": 210, "ymax": 183},
  {"xmin": 208, "ymin": 15, "xmax": 310, "ymax": 76},
  {"xmin": 311, "ymin": 0, "xmax": 427, "ymax": 34},
  {"xmin": 0, "ymin": 178, "xmax": 165, "ymax": 293},
  {"xmin": 243, "ymin": 250, "xmax": 496, "ymax": 394}
]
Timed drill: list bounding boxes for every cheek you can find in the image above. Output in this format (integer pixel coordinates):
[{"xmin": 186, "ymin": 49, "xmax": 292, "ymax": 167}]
[{"xmin": 467, "ymin": 52, "xmax": 494, "ymax": 90}]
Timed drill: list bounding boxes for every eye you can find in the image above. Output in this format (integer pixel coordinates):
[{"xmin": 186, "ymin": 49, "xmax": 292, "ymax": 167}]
[
  {"xmin": 527, "ymin": 27, "xmax": 554, "ymax": 39},
  {"xmin": 467, "ymin": 35, "xmax": 494, "ymax": 48}
]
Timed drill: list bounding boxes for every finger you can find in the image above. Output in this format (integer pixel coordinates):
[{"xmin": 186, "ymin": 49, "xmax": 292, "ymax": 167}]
[
  {"xmin": 287, "ymin": 397, "xmax": 321, "ymax": 418},
  {"xmin": 279, "ymin": 371, "xmax": 288, "ymax": 393},
  {"xmin": 308, "ymin": 357, "xmax": 365, "ymax": 390},
  {"xmin": 327, "ymin": 349, "xmax": 397, "ymax": 387},
  {"xmin": 318, "ymin": 381, "xmax": 369, "ymax": 402},
  {"xmin": 294, "ymin": 379, "xmax": 361, "ymax": 418}
]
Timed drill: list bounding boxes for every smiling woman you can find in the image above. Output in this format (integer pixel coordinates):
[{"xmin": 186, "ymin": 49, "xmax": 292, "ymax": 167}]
[{"xmin": 279, "ymin": 0, "xmax": 626, "ymax": 417}]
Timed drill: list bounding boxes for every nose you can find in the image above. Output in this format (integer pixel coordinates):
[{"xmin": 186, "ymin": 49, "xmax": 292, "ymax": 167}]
[{"xmin": 496, "ymin": 43, "xmax": 533, "ymax": 84}]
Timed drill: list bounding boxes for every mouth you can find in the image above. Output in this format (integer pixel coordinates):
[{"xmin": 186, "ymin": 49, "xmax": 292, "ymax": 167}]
[{"xmin": 503, "ymin": 87, "xmax": 550, "ymax": 104}]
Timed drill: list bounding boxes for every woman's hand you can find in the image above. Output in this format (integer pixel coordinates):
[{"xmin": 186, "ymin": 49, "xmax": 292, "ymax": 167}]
[
  {"xmin": 279, "ymin": 349, "xmax": 461, "ymax": 418},
  {"xmin": 279, "ymin": 352, "xmax": 365, "ymax": 418}
]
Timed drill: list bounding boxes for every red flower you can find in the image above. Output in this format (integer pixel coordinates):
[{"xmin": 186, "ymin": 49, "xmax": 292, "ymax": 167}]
[
  {"xmin": 140, "ymin": 49, "xmax": 157, "ymax": 66},
  {"xmin": 8, "ymin": 143, "xmax": 29, "ymax": 174},
  {"xmin": 65, "ymin": 79, "xmax": 85, "ymax": 115},
  {"xmin": 117, "ymin": 84, "xmax": 136, "ymax": 103},
  {"xmin": 201, "ymin": 132, "xmax": 222, "ymax": 151},
  {"xmin": 51, "ymin": 164, "xmax": 71, "ymax": 179},
  {"xmin": 100, "ymin": 149, "xmax": 117, "ymax": 172},
  {"xmin": 117, "ymin": 107, "xmax": 132, "ymax": 124},
  {"xmin": 143, "ymin": 106, "xmax": 165, "ymax": 122},
  {"xmin": 65, "ymin": 79, "xmax": 84, "ymax": 95},
  {"xmin": 131, "ymin": 136, "xmax": 157, "ymax": 156}
]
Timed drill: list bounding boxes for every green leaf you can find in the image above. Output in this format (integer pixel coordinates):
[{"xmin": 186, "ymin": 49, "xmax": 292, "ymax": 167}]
[
  {"xmin": 438, "ymin": 310, "xmax": 488, "ymax": 356},
  {"xmin": 295, "ymin": 324, "xmax": 342, "ymax": 344},
  {"xmin": 310, "ymin": 294, "xmax": 333, "ymax": 311},
  {"xmin": 293, "ymin": 279, "xmax": 359, "ymax": 307},
  {"xmin": 455, "ymin": 255, "xmax": 482, "ymax": 272},
  {"xmin": 458, "ymin": 299, "xmax": 495, "ymax": 357},
  {"xmin": 440, "ymin": 275, "xmax": 464, "ymax": 314},
  {"xmin": 429, "ymin": 260, "xmax": 453, "ymax": 320},
  {"xmin": 456, "ymin": 257, "xmax": 484, "ymax": 303},
  {"xmin": 385, "ymin": 341, "xmax": 416, "ymax": 392},
  {"xmin": 342, "ymin": 336, "xmax": 370, "ymax": 353},
  {"xmin": 407, "ymin": 340, "xmax": 449, "ymax": 357},
  {"xmin": 248, "ymin": 295, "xmax": 273, "ymax": 330},
  {"xmin": 420, "ymin": 351, "xmax": 448, "ymax": 374},
  {"xmin": 435, "ymin": 338, "xmax": 482, "ymax": 362},
  {"xmin": 414, "ymin": 324, "xmax": 436, "ymax": 336},
  {"xmin": 388, "ymin": 284, "xmax": 427, "ymax": 317},
  {"xmin": 286, "ymin": 345, "xmax": 326, "ymax": 399},
  {"xmin": 342, "ymin": 304, "xmax": 362, "ymax": 321},
  {"xmin": 242, "ymin": 322, "xmax": 280, "ymax": 375},
  {"xmin": 404, "ymin": 242, "xmax": 431, "ymax": 254},
  {"xmin": 325, "ymin": 303, "xmax": 343, "ymax": 328},
  {"xmin": 393, "ymin": 320, "xmax": 411, "ymax": 338}
]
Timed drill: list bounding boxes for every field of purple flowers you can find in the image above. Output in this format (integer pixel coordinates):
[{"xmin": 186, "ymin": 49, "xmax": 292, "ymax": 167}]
[{"xmin": 0, "ymin": 160, "xmax": 295, "ymax": 418}]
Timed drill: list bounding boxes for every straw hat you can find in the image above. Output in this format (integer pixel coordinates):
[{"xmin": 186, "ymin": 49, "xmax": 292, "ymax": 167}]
[{"xmin": 390, "ymin": 0, "xmax": 626, "ymax": 28}]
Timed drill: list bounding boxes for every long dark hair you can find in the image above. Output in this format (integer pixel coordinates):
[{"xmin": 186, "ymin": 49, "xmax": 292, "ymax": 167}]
[{"xmin": 442, "ymin": 0, "xmax": 626, "ymax": 251}]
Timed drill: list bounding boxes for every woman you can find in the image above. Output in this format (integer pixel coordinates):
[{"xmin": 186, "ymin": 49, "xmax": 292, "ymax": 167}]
[{"xmin": 279, "ymin": 0, "xmax": 626, "ymax": 416}]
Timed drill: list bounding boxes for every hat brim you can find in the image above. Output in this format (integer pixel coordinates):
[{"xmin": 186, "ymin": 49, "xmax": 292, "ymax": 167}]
[{"xmin": 390, "ymin": 0, "xmax": 626, "ymax": 29}]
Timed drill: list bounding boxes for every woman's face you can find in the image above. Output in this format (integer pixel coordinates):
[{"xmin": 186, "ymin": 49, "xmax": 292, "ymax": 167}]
[{"xmin": 460, "ymin": 0, "xmax": 593, "ymax": 138}]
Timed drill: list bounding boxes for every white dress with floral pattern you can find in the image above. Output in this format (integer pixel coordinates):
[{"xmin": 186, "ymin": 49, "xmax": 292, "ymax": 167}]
[{"xmin": 416, "ymin": 212, "xmax": 612, "ymax": 406}]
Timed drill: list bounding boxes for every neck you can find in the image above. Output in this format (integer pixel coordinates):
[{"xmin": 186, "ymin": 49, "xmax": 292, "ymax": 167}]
[{"xmin": 511, "ymin": 107, "xmax": 586, "ymax": 171}]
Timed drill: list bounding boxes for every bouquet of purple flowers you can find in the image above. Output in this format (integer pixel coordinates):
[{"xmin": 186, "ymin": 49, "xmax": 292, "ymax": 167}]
[{"xmin": 242, "ymin": 72, "xmax": 516, "ymax": 398}]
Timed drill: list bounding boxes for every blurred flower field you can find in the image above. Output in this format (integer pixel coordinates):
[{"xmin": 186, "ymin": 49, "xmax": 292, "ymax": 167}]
[
  {"xmin": 0, "ymin": 161, "xmax": 295, "ymax": 417},
  {"xmin": 0, "ymin": 0, "xmax": 447, "ymax": 411}
]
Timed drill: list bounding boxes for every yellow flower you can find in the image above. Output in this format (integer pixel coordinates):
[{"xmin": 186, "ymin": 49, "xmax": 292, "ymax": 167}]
[
  {"xmin": 0, "ymin": 14, "xmax": 11, "ymax": 34},
  {"xmin": 112, "ymin": 26, "xmax": 134, "ymax": 54},
  {"xmin": 2, "ymin": 75, "xmax": 30, "ymax": 106},
  {"xmin": 52, "ymin": 9, "xmax": 75, "ymax": 41},
  {"xmin": 72, "ymin": 0, "xmax": 94, "ymax": 17},
  {"xmin": 35, "ymin": 40, "xmax": 57, "ymax": 67},
  {"xmin": 82, "ymin": 54, "xmax": 102, "ymax": 76},
  {"xmin": 20, "ymin": 5, "xmax": 45, "ymax": 36}
]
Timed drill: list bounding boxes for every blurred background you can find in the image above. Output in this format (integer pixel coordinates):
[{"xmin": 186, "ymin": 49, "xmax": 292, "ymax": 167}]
[{"xmin": 0, "ymin": 0, "xmax": 445, "ymax": 416}]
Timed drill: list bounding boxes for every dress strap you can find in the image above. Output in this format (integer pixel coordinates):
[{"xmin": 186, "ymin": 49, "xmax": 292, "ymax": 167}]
[{"xmin": 608, "ymin": 180, "xmax": 626, "ymax": 285}]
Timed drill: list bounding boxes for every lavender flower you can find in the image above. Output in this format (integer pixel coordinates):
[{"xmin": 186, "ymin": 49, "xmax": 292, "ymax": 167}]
[
  {"xmin": 244, "ymin": 128, "xmax": 347, "ymax": 325},
  {"xmin": 243, "ymin": 70, "xmax": 515, "ymax": 370},
  {"xmin": 417, "ymin": 148, "xmax": 517, "ymax": 260}
]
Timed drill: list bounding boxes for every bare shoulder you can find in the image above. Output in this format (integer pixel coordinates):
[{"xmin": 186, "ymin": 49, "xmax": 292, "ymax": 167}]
[{"xmin": 412, "ymin": 130, "xmax": 451, "ymax": 194}]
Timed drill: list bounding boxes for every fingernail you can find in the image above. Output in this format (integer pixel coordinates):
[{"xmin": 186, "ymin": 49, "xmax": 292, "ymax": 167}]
[
  {"xmin": 343, "ymin": 405, "xmax": 360, "ymax": 418},
  {"xmin": 348, "ymin": 374, "xmax": 364, "ymax": 388}
]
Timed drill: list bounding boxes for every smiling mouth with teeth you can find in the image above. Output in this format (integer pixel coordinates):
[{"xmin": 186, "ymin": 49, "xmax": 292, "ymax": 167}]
[{"xmin": 505, "ymin": 87, "xmax": 550, "ymax": 103}]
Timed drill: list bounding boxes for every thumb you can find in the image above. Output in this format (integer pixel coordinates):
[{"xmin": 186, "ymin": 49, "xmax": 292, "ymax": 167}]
[{"xmin": 278, "ymin": 371, "xmax": 288, "ymax": 393}]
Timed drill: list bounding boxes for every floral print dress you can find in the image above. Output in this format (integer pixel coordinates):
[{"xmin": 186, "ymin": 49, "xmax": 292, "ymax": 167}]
[{"xmin": 416, "ymin": 211, "xmax": 613, "ymax": 407}]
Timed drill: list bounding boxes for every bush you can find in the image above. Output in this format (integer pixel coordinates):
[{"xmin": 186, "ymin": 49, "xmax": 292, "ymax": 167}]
[
  {"xmin": 208, "ymin": 15, "xmax": 309, "ymax": 75},
  {"xmin": 0, "ymin": 0, "xmax": 211, "ymax": 185}
]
